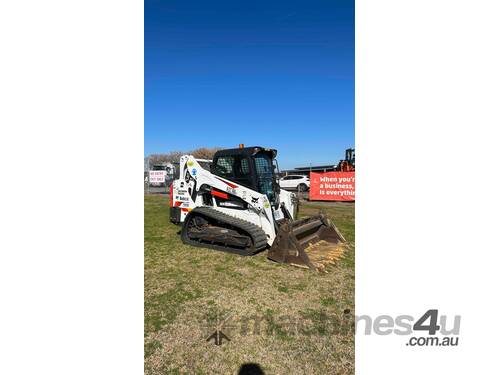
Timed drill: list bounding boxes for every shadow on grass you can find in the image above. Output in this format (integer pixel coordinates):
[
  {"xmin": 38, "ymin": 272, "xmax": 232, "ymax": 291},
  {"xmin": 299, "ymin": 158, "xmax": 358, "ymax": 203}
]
[{"xmin": 238, "ymin": 363, "xmax": 265, "ymax": 375}]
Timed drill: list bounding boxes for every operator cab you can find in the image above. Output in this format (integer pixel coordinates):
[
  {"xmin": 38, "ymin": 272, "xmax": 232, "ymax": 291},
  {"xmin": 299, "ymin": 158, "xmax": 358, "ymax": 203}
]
[{"xmin": 211, "ymin": 146, "xmax": 279, "ymax": 206}]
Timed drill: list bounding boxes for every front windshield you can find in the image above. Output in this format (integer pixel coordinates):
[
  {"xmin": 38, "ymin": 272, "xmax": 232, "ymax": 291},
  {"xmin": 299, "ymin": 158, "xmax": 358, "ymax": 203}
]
[{"xmin": 254, "ymin": 153, "xmax": 276, "ymax": 203}]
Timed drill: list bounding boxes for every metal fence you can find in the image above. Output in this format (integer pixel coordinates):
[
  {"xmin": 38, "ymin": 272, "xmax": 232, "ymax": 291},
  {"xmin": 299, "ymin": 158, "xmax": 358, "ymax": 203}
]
[
  {"xmin": 144, "ymin": 160, "xmax": 309, "ymax": 200},
  {"xmin": 144, "ymin": 156, "xmax": 177, "ymax": 195},
  {"xmin": 144, "ymin": 173, "xmax": 174, "ymax": 195}
]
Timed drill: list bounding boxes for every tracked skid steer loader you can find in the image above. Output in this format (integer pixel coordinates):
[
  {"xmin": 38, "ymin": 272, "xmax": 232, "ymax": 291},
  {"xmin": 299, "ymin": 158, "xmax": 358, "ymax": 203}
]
[{"xmin": 169, "ymin": 146, "xmax": 348, "ymax": 271}]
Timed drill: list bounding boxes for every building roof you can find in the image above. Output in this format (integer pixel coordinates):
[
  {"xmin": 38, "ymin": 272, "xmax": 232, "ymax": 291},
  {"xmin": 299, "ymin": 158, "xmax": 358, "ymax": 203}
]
[
  {"xmin": 282, "ymin": 164, "xmax": 337, "ymax": 175},
  {"xmin": 294, "ymin": 165, "xmax": 337, "ymax": 170}
]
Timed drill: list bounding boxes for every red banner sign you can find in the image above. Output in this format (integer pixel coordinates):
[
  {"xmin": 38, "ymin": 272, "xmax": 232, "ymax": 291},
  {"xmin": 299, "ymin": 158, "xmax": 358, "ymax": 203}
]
[{"xmin": 309, "ymin": 172, "xmax": 355, "ymax": 201}]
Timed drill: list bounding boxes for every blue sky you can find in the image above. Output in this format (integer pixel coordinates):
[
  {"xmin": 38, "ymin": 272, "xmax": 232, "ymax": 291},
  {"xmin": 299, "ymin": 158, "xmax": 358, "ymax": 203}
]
[{"xmin": 145, "ymin": 0, "xmax": 354, "ymax": 169}]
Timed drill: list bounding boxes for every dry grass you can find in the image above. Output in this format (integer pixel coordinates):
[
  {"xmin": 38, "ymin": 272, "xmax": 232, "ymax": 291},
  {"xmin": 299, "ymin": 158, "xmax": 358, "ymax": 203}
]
[{"xmin": 145, "ymin": 196, "xmax": 355, "ymax": 374}]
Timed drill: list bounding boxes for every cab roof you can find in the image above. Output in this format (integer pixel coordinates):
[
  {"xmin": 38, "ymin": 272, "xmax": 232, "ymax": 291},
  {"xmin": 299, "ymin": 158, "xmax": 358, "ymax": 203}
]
[{"xmin": 213, "ymin": 146, "xmax": 277, "ymax": 159}]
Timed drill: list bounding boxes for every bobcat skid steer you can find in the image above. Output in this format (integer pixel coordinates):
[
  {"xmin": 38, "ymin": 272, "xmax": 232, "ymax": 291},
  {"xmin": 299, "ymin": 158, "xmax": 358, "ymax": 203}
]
[{"xmin": 169, "ymin": 146, "xmax": 348, "ymax": 271}]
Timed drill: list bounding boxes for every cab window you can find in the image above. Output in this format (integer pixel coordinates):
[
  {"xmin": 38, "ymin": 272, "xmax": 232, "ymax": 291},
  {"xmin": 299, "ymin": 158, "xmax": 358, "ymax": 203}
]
[{"xmin": 213, "ymin": 155, "xmax": 253, "ymax": 188}]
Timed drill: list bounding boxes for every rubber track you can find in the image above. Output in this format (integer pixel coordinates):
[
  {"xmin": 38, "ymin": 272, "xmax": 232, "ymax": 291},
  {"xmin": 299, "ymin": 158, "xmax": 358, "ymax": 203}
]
[{"xmin": 181, "ymin": 206, "xmax": 268, "ymax": 255}]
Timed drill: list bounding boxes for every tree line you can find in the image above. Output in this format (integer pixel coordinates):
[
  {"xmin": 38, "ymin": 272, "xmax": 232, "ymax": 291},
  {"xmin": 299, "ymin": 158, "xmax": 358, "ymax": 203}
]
[{"xmin": 145, "ymin": 147, "xmax": 222, "ymax": 169}]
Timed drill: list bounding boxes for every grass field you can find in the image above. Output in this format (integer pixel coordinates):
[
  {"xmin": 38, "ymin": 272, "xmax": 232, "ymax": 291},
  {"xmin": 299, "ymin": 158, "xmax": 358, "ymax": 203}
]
[{"xmin": 145, "ymin": 195, "xmax": 355, "ymax": 374}]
